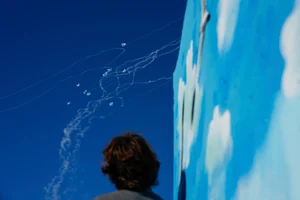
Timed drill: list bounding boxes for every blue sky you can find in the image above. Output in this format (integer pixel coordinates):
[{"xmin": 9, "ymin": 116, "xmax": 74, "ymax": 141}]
[{"xmin": 0, "ymin": 0, "xmax": 186, "ymax": 199}]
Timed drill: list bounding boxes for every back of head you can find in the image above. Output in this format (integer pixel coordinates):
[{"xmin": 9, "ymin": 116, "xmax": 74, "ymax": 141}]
[{"xmin": 101, "ymin": 132, "xmax": 160, "ymax": 192}]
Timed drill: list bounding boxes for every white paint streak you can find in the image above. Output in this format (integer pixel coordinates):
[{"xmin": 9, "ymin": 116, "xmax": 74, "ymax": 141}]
[{"xmin": 177, "ymin": 78, "xmax": 185, "ymax": 168}]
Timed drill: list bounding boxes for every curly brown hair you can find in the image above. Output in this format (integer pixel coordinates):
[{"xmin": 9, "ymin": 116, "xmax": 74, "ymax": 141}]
[{"xmin": 101, "ymin": 132, "xmax": 160, "ymax": 192}]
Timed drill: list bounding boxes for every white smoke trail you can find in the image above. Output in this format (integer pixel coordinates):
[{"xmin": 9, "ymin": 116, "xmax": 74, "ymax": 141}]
[
  {"xmin": 42, "ymin": 21, "xmax": 182, "ymax": 200},
  {"xmin": 0, "ymin": 17, "xmax": 182, "ymax": 113}
]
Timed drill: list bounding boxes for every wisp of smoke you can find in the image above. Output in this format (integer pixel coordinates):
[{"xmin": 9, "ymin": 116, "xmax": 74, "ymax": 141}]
[{"xmin": 30, "ymin": 18, "xmax": 183, "ymax": 200}]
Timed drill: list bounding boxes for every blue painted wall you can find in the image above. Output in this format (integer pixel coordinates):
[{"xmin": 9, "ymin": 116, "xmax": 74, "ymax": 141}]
[{"xmin": 174, "ymin": 0, "xmax": 300, "ymax": 199}]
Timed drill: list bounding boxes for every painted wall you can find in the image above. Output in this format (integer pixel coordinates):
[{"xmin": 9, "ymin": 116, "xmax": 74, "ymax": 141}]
[{"xmin": 173, "ymin": 0, "xmax": 300, "ymax": 199}]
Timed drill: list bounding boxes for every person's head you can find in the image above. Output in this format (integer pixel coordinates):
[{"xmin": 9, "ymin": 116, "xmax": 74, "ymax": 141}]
[{"xmin": 101, "ymin": 132, "xmax": 160, "ymax": 192}]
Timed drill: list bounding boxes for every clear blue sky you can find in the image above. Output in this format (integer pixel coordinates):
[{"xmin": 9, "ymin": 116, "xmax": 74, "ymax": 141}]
[{"xmin": 0, "ymin": 0, "xmax": 186, "ymax": 200}]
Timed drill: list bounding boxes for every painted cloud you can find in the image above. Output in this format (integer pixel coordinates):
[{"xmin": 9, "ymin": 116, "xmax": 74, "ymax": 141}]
[
  {"xmin": 217, "ymin": 0, "xmax": 240, "ymax": 53},
  {"xmin": 280, "ymin": 0, "xmax": 300, "ymax": 99},
  {"xmin": 205, "ymin": 105, "xmax": 232, "ymax": 186},
  {"xmin": 177, "ymin": 41, "xmax": 203, "ymax": 171},
  {"xmin": 234, "ymin": 2, "xmax": 300, "ymax": 199}
]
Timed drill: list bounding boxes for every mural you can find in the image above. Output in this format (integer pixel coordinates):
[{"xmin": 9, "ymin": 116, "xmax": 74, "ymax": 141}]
[{"xmin": 173, "ymin": 0, "xmax": 300, "ymax": 199}]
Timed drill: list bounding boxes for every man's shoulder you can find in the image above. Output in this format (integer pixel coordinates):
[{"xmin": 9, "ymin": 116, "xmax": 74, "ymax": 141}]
[
  {"xmin": 92, "ymin": 191, "xmax": 119, "ymax": 200},
  {"xmin": 92, "ymin": 190, "xmax": 139, "ymax": 200},
  {"xmin": 92, "ymin": 191, "xmax": 117, "ymax": 200},
  {"xmin": 93, "ymin": 190, "xmax": 163, "ymax": 200}
]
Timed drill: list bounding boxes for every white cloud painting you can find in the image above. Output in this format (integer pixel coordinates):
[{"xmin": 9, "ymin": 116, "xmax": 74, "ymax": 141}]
[
  {"xmin": 217, "ymin": 0, "xmax": 240, "ymax": 53},
  {"xmin": 205, "ymin": 106, "xmax": 232, "ymax": 200},
  {"xmin": 234, "ymin": 1, "xmax": 300, "ymax": 199},
  {"xmin": 177, "ymin": 41, "xmax": 203, "ymax": 171}
]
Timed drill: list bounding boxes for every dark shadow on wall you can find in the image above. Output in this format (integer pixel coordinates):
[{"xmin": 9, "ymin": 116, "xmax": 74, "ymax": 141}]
[{"xmin": 177, "ymin": 170, "xmax": 186, "ymax": 200}]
